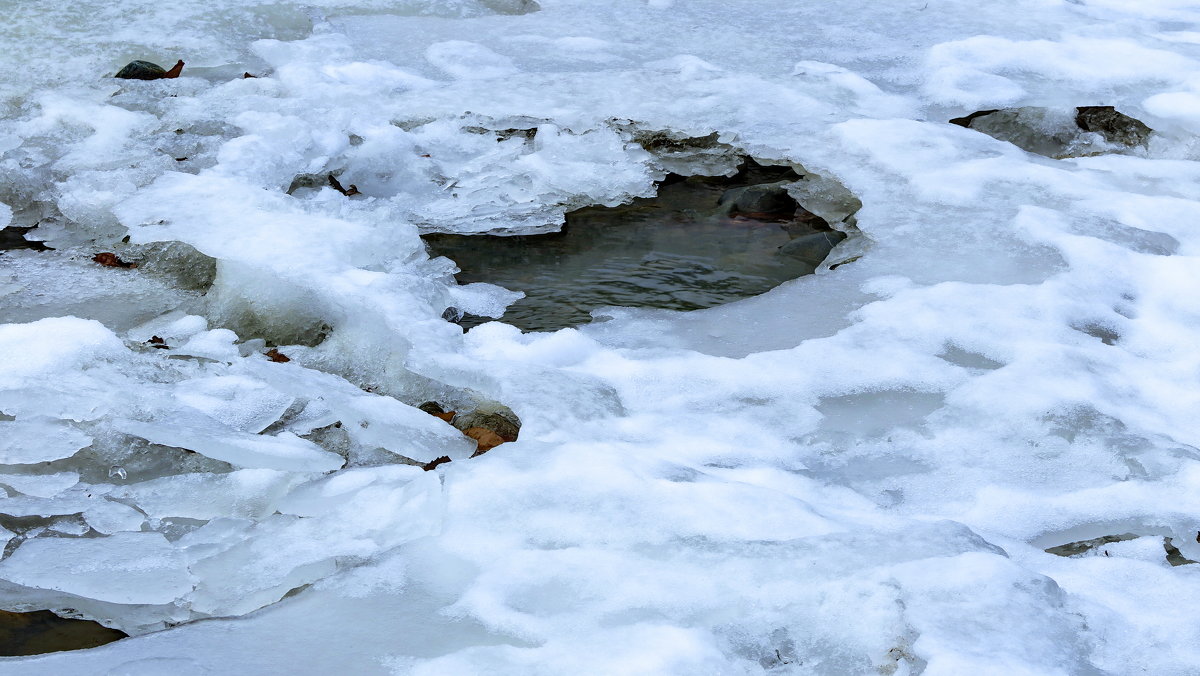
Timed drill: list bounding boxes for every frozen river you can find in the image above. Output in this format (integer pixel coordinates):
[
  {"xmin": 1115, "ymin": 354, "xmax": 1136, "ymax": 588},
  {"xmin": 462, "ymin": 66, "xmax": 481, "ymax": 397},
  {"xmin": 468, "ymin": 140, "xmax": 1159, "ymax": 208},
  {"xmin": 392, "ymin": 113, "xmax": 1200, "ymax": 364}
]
[{"xmin": 2, "ymin": 0, "xmax": 1200, "ymax": 673}]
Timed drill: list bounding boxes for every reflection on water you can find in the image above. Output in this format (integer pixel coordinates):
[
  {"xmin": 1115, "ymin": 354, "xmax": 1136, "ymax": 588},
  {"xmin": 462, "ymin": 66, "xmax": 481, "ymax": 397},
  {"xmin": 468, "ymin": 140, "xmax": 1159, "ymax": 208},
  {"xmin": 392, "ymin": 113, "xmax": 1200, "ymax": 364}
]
[{"xmin": 425, "ymin": 163, "xmax": 843, "ymax": 332}]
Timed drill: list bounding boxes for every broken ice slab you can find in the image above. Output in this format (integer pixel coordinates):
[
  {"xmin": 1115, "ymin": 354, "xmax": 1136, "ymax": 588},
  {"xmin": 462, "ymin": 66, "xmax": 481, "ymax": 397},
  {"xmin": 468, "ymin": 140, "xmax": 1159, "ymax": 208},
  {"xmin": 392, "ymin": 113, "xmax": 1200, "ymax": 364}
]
[
  {"xmin": 0, "ymin": 419, "xmax": 93, "ymax": 465},
  {"xmin": 111, "ymin": 469, "xmax": 303, "ymax": 521},
  {"xmin": 174, "ymin": 375, "xmax": 296, "ymax": 433},
  {"xmin": 0, "ymin": 472, "xmax": 79, "ymax": 498},
  {"xmin": 185, "ymin": 469, "xmax": 441, "ymax": 616},
  {"xmin": 115, "ymin": 414, "xmax": 344, "ymax": 473},
  {"xmin": 0, "ymin": 532, "xmax": 193, "ymax": 605}
]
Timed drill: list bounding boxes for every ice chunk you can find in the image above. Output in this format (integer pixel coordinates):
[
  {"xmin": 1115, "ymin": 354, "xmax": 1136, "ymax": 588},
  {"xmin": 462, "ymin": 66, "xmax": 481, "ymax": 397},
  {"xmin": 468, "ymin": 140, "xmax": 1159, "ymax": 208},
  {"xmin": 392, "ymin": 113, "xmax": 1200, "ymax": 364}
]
[
  {"xmin": 187, "ymin": 469, "xmax": 441, "ymax": 616},
  {"xmin": 0, "ymin": 418, "xmax": 93, "ymax": 464},
  {"xmin": 0, "ymin": 532, "xmax": 192, "ymax": 605},
  {"xmin": 175, "ymin": 375, "xmax": 295, "ymax": 433},
  {"xmin": 83, "ymin": 500, "xmax": 148, "ymax": 535},
  {"xmin": 127, "ymin": 313, "xmax": 209, "ymax": 344},
  {"xmin": 0, "ymin": 318, "xmax": 123, "ymax": 385},
  {"xmin": 115, "ymin": 415, "xmax": 344, "ymax": 473},
  {"xmin": 112, "ymin": 470, "xmax": 302, "ymax": 521},
  {"xmin": 0, "ymin": 471, "xmax": 80, "ymax": 498},
  {"xmin": 173, "ymin": 329, "xmax": 241, "ymax": 362}
]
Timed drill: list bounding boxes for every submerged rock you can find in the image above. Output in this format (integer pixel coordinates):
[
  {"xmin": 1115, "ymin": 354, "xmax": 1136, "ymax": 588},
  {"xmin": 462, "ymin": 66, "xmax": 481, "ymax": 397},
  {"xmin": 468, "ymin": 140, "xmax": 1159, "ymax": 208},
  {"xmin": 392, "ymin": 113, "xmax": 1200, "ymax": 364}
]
[
  {"xmin": 718, "ymin": 183, "xmax": 799, "ymax": 221},
  {"xmin": 777, "ymin": 231, "xmax": 847, "ymax": 266},
  {"xmin": 114, "ymin": 60, "xmax": 184, "ymax": 81},
  {"xmin": 950, "ymin": 106, "xmax": 1152, "ymax": 158}
]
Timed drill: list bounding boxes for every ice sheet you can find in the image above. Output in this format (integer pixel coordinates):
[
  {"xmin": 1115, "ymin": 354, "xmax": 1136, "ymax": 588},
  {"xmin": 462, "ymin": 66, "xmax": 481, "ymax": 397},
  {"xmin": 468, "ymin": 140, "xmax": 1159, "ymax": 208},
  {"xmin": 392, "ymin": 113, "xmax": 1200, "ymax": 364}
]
[{"xmin": 4, "ymin": 0, "xmax": 1200, "ymax": 673}]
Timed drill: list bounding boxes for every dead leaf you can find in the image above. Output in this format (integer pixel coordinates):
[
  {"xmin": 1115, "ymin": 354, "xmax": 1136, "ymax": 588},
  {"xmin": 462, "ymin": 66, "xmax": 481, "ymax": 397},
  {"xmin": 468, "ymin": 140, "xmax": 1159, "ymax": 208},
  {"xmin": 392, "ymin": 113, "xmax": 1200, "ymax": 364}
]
[
  {"xmin": 242, "ymin": 72, "xmax": 257, "ymax": 79},
  {"xmin": 93, "ymin": 252, "xmax": 136, "ymax": 268},
  {"xmin": 434, "ymin": 410, "xmax": 456, "ymax": 422},
  {"xmin": 328, "ymin": 174, "xmax": 360, "ymax": 197},
  {"xmin": 464, "ymin": 426, "xmax": 506, "ymax": 457},
  {"xmin": 421, "ymin": 456, "xmax": 452, "ymax": 471},
  {"xmin": 147, "ymin": 336, "xmax": 169, "ymax": 349},
  {"xmin": 162, "ymin": 60, "xmax": 185, "ymax": 79},
  {"xmin": 264, "ymin": 348, "xmax": 290, "ymax": 363}
]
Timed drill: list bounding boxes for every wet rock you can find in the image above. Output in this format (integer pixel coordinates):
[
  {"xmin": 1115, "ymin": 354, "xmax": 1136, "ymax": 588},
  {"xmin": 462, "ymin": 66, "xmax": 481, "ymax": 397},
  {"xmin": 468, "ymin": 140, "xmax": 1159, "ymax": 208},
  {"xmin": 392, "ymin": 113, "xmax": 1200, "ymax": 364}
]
[
  {"xmin": 777, "ymin": 231, "xmax": 847, "ymax": 267},
  {"xmin": 0, "ymin": 609, "xmax": 126, "ymax": 656},
  {"xmin": 417, "ymin": 401, "xmax": 456, "ymax": 422},
  {"xmin": 0, "ymin": 227, "xmax": 50, "ymax": 252},
  {"xmin": 717, "ymin": 183, "xmax": 799, "ymax": 221},
  {"xmin": 452, "ymin": 404, "xmax": 521, "ymax": 444},
  {"xmin": 1075, "ymin": 106, "xmax": 1153, "ymax": 147},
  {"xmin": 114, "ymin": 60, "xmax": 184, "ymax": 81},
  {"xmin": 441, "ymin": 306, "xmax": 465, "ymax": 324},
  {"xmin": 1164, "ymin": 537, "xmax": 1198, "ymax": 567},
  {"xmin": 1045, "ymin": 533, "xmax": 1138, "ymax": 557},
  {"xmin": 950, "ymin": 106, "xmax": 1153, "ymax": 158},
  {"xmin": 464, "ymin": 427, "xmax": 506, "ymax": 456},
  {"xmin": 479, "ymin": 0, "xmax": 541, "ymax": 14}
]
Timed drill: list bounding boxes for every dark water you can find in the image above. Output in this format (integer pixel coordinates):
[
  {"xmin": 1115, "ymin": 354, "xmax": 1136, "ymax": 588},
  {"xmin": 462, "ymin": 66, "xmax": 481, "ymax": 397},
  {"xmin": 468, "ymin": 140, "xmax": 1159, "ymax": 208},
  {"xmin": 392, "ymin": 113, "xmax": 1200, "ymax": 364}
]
[
  {"xmin": 0, "ymin": 610, "xmax": 126, "ymax": 656},
  {"xmin": 425, "ymin": 164, "xmax": 840, "ymax": 332}
]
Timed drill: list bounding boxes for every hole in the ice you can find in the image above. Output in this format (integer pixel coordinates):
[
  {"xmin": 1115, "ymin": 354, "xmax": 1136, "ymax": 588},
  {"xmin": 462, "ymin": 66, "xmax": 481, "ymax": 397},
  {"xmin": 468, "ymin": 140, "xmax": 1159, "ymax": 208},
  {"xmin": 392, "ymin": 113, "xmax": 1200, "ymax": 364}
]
[
  {"xmin": 0, "ymin": 609, "xmax": 127, "ymax": 656},
  {"xmin": 1044, "ymin": 533, "xmax": 1199, "ymax": 566},
  {"xmin": 424, "ymin": 159, "xmax": 858, "ymax": 332},
  {"xmin": 1072, "ymin": 322, "xmax": 1121, "ymax": 346},
  {"xmin": 936, "ymin": 344, "xmax": 1005, "ymax": 370},
  {"xmin": 1044, "ymin": 532, "xmax": 1140, "ymax": 557}
]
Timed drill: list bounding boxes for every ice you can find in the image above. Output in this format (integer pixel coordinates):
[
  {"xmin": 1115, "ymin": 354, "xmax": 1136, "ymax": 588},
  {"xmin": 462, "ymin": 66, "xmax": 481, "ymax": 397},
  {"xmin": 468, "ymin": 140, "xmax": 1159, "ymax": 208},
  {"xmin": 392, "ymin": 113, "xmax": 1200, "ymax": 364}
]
[
  {"xmin": 3, "ymin": 0, "xmax": 1200, "ymax": 672},
  {"xmin": 112, "ymin": 470, "xmax": 302, "ymax": 520},
  {"xmin": 175, "ymin": 375, "xmax": 295, "ymax": 433},
  {"xmin": 0, "ymin": 419, "xmax": 93, "ymax": 464},
  {"xmin": 0, "ymin": 532, "xmax": 192, "ymax": 606},
  {"xmin": 0, "ymin": 472, "xmax": 80, "ymax": 498},
  {"xmin": 115, "ymin": 416, "xmax": 345, "ymax": 473}
]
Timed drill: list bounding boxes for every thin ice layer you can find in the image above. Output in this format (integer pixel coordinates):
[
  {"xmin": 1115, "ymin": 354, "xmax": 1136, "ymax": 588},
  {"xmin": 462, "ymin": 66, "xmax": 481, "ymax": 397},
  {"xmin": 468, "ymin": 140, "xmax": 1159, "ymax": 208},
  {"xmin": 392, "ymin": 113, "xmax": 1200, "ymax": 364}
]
[{"xmin": 0, "ymin": 532, "xmax": 192, "ymax": 606}]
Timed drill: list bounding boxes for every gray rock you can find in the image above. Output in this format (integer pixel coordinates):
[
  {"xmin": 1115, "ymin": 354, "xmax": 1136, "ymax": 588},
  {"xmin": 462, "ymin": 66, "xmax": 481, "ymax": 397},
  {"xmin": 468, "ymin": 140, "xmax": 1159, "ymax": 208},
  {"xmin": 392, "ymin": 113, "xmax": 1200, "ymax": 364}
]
[
  {"xmin": 417, "ymin": 401, "xmax": 448, "ymax": 416},
  {"xmin": 1075, "ymin": 106, "xmax": 1152, "ymax": 147},
  {"xmin": 114, "ymin": 60, "xmax": 183, "ymax": 81},
  {"xmin": 950, "ymin": 106, "xmax": 1153, "ymax": 158}
]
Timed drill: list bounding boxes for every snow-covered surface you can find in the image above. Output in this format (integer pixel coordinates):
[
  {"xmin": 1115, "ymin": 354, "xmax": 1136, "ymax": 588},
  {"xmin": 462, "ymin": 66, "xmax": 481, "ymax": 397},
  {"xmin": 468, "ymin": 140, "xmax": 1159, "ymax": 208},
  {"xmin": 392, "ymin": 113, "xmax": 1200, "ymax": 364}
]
[{"xmin": 3, "ymin": 0, "xmax": 1200, "ymax": 673}]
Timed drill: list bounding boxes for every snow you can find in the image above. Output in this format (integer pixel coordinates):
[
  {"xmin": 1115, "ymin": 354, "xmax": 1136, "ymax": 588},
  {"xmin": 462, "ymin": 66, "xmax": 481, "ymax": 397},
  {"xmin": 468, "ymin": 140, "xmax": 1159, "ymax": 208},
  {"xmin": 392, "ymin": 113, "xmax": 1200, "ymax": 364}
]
[{"xmin": 2, "ymin": 0, "xmax": 1200, "ymax": 673}]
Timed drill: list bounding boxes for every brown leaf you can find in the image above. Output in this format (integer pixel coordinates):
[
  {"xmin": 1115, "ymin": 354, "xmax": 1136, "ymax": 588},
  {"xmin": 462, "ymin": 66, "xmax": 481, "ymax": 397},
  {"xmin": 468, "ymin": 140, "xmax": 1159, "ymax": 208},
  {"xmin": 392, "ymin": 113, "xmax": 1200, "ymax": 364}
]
[
  {"xmin": 264, "ymin": 348, "xmax": 291, "ymax": 363},
  {"xmin": 147, "ymin": 336, "xmax": 169, "ymax": 349},
  {"xmin": 421, "ymin": 456, "xmax": 452, "ymax": 471},
  {"xmin": 242, "ymin": 72, "xmax": 257, "ymax": 79},
  {"xmin": 464, "ymin": 426, "xmax": 506, "ymax": 457},
  {"xmin": 328, "ymin": 174, "xmax": 360, "ymax": 197},
  {"xmin": 434, "ymin": 410, "xmax": 456, "ymax": 422},
  {"xmin": 162, "ymin": 60, "xmax": 185, "ymax": 79},
  {"xmin": 93, "ymin": 252, "xmax": 136, "ymax": 268}
]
